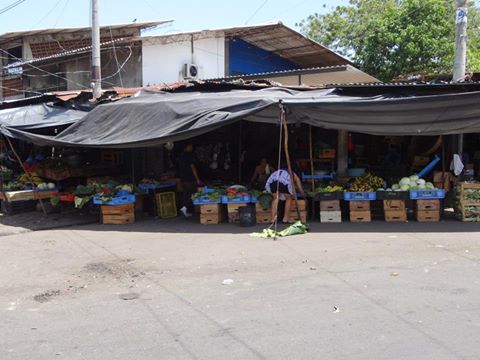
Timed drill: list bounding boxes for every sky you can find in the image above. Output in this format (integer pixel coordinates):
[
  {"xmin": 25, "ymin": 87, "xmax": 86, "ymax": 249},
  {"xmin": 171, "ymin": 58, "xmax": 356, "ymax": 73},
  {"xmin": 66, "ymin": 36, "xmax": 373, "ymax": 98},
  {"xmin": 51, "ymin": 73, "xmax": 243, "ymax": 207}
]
[{"xmin": 0, "ymin": 0, "xmax": 347, "ymax": 35}]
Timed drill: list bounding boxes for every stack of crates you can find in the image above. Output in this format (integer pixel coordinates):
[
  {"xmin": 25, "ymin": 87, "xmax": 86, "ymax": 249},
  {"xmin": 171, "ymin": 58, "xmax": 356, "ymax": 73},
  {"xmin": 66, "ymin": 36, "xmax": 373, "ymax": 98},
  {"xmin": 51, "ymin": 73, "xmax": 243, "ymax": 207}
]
[
  {"xmin": 415, "ymin": 199, "xmax": 440, "ymax": 222},
  {"xmin": 349, "ymin": 201, "xmax": 371, "ymax": 222},
  {"xmin": 288, "ymin": 199, "xmax": 307, "ymax": 223},
  {"xmin": 227, "ymin": 203, "xmax": 249, "ymax": 224},
  {"xmin": 255, "ymin": 203, "xmax": 272, "ymax": 224},
  {"xmin": 319, "ymin": 200, "xmax": 341, "ymax": 223},
  {"xmin": 199, "ymin": 204, "xmax": 225, "ymax": 225},
  {"xmin": 383, "ymin": 199, "xmax": 407, "ymax": 222},
  {"xmin": 344, "ymin": 192, "xmax": 376, "ymax": 223}
]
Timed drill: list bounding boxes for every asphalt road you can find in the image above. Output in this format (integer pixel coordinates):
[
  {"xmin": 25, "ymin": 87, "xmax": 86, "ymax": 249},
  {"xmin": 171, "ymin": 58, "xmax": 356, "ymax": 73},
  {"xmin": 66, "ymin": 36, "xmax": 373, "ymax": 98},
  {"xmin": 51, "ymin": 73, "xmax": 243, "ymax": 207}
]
[{"xmin": 1, "ymin": 219, "xmax": 479, "ymax": 359}]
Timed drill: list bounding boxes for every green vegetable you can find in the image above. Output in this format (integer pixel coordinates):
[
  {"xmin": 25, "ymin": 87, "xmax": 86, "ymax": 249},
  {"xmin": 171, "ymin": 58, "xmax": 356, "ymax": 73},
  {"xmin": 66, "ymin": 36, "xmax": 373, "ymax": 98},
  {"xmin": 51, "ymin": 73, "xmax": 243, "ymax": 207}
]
[{"xmin": 258, "ymin": 193, "xmax": 273, "ymax": 210}]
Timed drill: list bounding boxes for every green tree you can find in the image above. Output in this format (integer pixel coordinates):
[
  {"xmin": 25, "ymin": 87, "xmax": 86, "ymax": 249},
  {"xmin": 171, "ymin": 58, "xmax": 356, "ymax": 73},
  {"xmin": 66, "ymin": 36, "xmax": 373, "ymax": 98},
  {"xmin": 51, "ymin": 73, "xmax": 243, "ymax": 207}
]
[{"xmin": 297, "ymin": 0, "xmax": 480, "ymax": 81}]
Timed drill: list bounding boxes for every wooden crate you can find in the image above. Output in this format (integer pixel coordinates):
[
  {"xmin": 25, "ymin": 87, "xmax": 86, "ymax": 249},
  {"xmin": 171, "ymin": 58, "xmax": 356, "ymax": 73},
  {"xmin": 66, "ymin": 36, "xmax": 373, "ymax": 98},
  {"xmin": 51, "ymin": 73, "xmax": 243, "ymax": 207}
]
[
  {"xmin": 384, "ymin": 209, "xmax": 407, "ymax": 222},
  {"xmin": 256, "ymin": 210, "xmax": 272, "ymax": 224},
  {"xmin": 320, "ymin": 210, "xmax": 342, "ymax": 223},
  {"xmin": 288, "ymin": 210, "xmax": 307, "ymax": 223},
  {"xmin": 349, "ymin": 210, "xmax": 371, "ymax": 223},
  {"xmin": 155, "ymin": 192, "xmax": 177, "ymax": 218},
  {"xmin": 227, "ymin": 203, "xmax": 248, "ymax": 224},
  {"xmin": 200, "ymin": 203, "xmax": 223, "ymax": 215},
  {"xmin": 415, "ymin": 199, "xmax": 440, "ymax": 211},
  {"xmin": 349, "ymin": 201, "xmax": 371, "ymax": 211},
  {"xmin": 101, "ymin": 203, "xmax": 135, "ymax": 225},
  {"xmin": 255, "ymin": 203, "xmax": 270, "ymax": 212},
  {"xmin": 320, "ymin": 200, "xmax": 340, "ymax": 211},
  {"xmin": 383, "ymin": 199, "xmax": 405, "ymax": 211},
  {"xmin": 290, "ymin": 199, "xmax": 307, "ymax": 211},
  {"xmin": 416, "ymin": 210, "xmax": 440, "ymax": 222},
  {"xmin": 200, "ymin": 212, "xmax": 225, "ymax": 225}
]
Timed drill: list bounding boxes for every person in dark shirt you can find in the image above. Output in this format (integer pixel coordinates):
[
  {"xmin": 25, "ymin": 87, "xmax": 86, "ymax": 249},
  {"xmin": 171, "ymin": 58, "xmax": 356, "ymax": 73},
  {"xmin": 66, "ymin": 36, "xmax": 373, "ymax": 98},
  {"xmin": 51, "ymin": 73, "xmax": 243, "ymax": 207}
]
[{"xmin": 178, "ymin": 143, "xmax": 202, "ymax": 217}]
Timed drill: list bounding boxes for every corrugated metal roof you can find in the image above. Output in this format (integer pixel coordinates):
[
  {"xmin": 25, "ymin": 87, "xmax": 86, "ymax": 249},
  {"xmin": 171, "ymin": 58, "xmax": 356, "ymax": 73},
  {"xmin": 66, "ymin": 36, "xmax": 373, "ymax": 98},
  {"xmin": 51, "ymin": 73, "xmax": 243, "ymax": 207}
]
[
  {"xmin": 141, "ymin": 22, "xmax": 353, "ymax": 68},
  {"xmin": 204, "ymin": 65, "xmax": 349, "ymax": 81},
  {"xmin": 0, "ymin": 21, "xmax": 172, "ymax": 45}
]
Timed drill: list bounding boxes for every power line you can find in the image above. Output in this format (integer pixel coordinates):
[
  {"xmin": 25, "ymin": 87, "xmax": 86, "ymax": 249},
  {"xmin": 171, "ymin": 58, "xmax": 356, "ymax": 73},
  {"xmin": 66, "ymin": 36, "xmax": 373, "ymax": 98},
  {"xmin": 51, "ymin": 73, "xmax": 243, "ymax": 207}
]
[
  {"xmin": 0, "ymin": 48, "xmax": 90, "ymax": 89},
  {"xmin": 244, "ymin": 0, "xmax": 269, "ymax": 25},
  {"xmin": 53, "ymin": 0, "xmax": 70, "ymax": 28},
  {"xmin": 30, "ymin": 0, "xmax": 63, "ymax": 30},
  {"xmin": 0, "ymin": 0, "xmax": 26, "ymax": 15}
]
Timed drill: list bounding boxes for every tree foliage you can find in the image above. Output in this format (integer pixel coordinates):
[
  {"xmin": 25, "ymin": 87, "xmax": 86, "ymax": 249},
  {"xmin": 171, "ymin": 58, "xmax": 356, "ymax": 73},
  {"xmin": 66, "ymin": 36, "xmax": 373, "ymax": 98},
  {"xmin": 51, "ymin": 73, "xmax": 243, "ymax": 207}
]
[{"xmin": 297, "ymin": 0, "xmax": 480, "ymax": 81}]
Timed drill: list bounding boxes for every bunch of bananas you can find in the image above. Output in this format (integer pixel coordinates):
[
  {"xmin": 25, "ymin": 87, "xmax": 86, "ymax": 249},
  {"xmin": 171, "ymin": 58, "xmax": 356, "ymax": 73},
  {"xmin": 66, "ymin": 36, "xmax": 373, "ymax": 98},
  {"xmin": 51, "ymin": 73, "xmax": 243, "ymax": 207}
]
[
  {"xmin": 18, "ymin": 171, "xmax": 43, "ymax": 187},
  {"xmin": 349, "ymin": 182, "xmax": 372, "ymax": 192},
  {"xmin": 316, "ymin": 185, "xmax": 344, "ymax": 193},
  {"xmin": 351, "ymin": 173, "xmax": 385, "ymax": 191}
]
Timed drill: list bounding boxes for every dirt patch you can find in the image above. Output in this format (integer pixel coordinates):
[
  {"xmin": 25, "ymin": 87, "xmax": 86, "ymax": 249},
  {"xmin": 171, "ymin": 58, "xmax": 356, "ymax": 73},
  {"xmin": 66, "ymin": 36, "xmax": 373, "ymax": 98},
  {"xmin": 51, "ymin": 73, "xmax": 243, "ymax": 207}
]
[
  {"xmin": 33, "ymin": 289, "xmax": 61, "ymax": 303},
  {"xmin": 83, "ymin": 259, "xmax": 144, "ymax": 281}
]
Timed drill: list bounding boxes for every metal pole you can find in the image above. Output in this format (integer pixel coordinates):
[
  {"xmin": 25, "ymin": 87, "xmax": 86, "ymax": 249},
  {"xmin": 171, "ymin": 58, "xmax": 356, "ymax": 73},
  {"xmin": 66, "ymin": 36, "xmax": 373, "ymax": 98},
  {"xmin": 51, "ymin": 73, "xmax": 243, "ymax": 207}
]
[
  {"xmin": 91, "ymin": 0, "xmax": 102, "ymax": 99},
  {"xmin": 453, "ymin": 0, "xmax": 468, "ymax": 157}
]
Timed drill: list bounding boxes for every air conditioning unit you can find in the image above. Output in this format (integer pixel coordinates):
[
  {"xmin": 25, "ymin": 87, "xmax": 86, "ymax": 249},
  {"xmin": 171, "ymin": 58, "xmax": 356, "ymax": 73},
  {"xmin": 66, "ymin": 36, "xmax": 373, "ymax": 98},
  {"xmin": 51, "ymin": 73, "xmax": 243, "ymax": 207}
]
[{"xmin": 182, "ymin": 63, "xmax": 199, "ymax": 79}]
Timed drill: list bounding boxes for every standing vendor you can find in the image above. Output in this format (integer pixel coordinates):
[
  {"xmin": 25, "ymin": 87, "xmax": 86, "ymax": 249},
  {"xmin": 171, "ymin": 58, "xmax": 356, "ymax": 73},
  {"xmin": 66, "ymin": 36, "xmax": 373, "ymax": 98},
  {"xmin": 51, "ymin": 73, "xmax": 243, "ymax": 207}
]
[
  {"xmin": 265, "ymin": 168, "xmax": 305, "ymax": 224},
  {"xmin": 178, "ymin": 143, "xmax": 202, "ymax": 217},
  {"xmin": 250, "ymin": 158, "xmax": 274, "ymax": 188}
]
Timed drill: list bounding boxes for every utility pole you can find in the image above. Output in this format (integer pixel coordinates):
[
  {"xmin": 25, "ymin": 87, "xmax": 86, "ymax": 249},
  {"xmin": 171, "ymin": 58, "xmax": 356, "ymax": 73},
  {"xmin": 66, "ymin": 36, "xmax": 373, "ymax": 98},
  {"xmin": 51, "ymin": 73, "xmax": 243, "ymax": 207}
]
[
  {"xmin": 453, "ymin": 0, "xmax": 467, "ymax": 156},
  {"xmin": 91, "ymin": 0, "xmax": 101, "ymax": 98}
]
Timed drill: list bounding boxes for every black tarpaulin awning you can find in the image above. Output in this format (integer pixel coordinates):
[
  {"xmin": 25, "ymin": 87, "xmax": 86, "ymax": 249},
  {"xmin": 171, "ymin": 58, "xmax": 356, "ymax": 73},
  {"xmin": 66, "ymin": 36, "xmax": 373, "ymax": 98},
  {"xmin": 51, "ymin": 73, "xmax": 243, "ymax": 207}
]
[
  {"xmin": 3, "ymin": 87, "xmax": 480, "ymax": 148},
  {"xmin": 0, "ymin": 103, "xmax": 86, "ymax": 130}
]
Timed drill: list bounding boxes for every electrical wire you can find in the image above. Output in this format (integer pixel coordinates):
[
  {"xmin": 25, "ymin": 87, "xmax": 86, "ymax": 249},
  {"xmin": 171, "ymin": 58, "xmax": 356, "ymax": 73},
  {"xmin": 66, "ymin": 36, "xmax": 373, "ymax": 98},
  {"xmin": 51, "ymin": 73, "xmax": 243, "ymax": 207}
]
[
  {"xmin": 100, "ymin": 46, "xmax": 133, "ymax": 81},
  {"xmin": 0, "ymin": 48, "xmax": 90, "ymax": 89},
  {"xmin": 52, "ymin": 0, "xmax": 70, "ymax": 28},
  {"xmin": 109, "ymin": 27, "xmax": 124, "ymax": 87},
  {"xmin": 30, "ymin": 0, "xmax": 63, "ymax": 30},
  {"xmin": 0, "ymin": 0, "xmax": 26, "ymax": 15},
  {"xmin": 244, "ymin": 0, "xmax": 269, "ymax": 25}
]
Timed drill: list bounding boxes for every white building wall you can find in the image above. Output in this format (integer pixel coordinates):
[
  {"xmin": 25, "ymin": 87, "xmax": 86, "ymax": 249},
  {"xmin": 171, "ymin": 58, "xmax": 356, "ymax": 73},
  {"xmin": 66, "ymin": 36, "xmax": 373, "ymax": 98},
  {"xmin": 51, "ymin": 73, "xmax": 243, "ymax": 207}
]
[{"xmin": 142, "ymin": 37, "xmax": 225, "ymax": 86}]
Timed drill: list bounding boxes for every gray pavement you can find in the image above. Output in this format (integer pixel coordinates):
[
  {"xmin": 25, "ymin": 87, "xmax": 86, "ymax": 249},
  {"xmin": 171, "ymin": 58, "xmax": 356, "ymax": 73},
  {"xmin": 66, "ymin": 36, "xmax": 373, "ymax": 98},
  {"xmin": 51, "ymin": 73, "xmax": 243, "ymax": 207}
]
[{"xmin": 1, "ymin": 218, "xmax": 479, "ymax": 359}]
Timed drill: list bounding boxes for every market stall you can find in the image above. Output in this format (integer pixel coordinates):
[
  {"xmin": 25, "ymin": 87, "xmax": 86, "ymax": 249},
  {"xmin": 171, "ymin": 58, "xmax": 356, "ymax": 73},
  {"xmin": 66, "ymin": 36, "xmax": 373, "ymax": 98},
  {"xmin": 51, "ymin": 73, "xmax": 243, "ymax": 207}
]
[{"xmin": 1, "ymin": 85, "xmax": 480, "ymax": 225}]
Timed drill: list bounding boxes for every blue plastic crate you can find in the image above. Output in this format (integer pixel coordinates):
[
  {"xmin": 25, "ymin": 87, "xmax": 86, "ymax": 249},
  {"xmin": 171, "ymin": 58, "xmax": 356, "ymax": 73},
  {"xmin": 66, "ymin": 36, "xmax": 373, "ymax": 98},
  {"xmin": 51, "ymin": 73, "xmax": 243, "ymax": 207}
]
[
  {"xmin": 192, "ymin": 195, "xmax": 221, "ymax": 205},
  {"xmin": 202, "ymin": 186, "xmax": 216, "ymax": 194},
  {"xmin": 344, "ymin": 192, "xmax": 376, "ymax": 201},
  {"xmin": 221, "ymin": 194, "xmax": 251, "ymax": 203},
  {"xmin": 409, "ymin": 189, "xmax": 445, "ymax": 200},
  {"xmin": 116, "ymin": 189, "xmax": 131, "ymax": 196},
  {"xmin": 93, "ymin": 194, "xmax": 136, "ymax": 205}
]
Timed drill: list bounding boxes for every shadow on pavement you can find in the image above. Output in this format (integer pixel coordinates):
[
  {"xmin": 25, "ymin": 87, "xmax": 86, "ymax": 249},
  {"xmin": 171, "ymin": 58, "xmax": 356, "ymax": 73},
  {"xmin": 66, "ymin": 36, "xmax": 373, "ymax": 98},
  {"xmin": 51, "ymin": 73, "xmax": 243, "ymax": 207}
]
[{"xmin": 57, "ymin": 216, "xmax": 480, "ymax": 234}]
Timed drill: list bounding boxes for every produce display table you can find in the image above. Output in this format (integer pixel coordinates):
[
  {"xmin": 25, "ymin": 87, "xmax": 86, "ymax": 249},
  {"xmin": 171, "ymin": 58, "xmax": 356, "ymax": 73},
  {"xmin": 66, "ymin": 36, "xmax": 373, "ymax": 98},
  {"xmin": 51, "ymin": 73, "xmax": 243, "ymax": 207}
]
[{"xmin": 0, "ymin": 190, "xmax": 58, "ymax": 202}]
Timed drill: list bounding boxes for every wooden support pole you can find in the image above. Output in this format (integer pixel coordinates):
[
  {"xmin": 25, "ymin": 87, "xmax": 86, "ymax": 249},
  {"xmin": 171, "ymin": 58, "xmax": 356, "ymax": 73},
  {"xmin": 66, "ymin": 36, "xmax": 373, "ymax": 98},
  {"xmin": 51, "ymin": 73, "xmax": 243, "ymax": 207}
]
[{"xmin": 281, "ymin": 106, "xmax": 301, "ymax": 220}]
